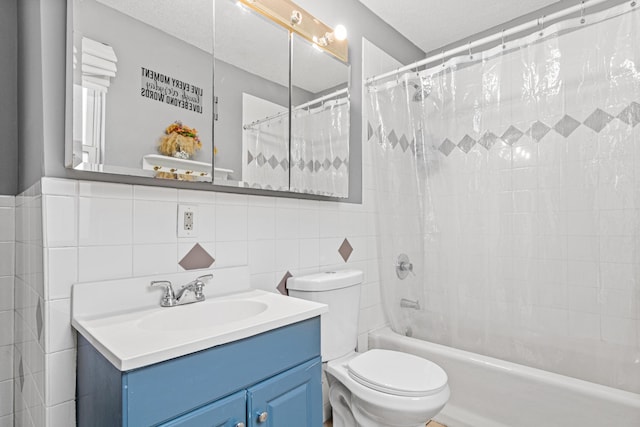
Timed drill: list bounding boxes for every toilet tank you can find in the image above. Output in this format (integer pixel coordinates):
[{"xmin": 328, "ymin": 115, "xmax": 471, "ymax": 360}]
[{"xmin": 287, "ymin": 270, "xmax": 363, "ymax": 362}]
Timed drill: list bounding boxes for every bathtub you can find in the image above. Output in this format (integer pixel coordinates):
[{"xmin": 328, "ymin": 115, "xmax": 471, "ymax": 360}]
[{"xmin": 369, "ymin": 327, "xmax": 640, "ymax": 427}]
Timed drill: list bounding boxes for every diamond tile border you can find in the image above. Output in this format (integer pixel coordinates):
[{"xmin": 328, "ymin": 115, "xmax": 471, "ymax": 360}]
[
  {"xmin": 501, "ymin": 125, "xmax": 524, "ymax": 146},
  {"xmin": 277, "ymin": 271, "xmax": 293, "ymax": 296},
  {"xmin": 457, "ymin": 135, "xmax": 476, "ymax": 153},
  {"xmin": 338, "ymin": 238, "xmax": 354, "ymax": 262},
  {"xmin": 36, "ymin": 299, "xmax": 43, "ymax": 341},
  {"xmin": 583, "ymin": 108, "xmax": 614, "ymax": 133},
  {"xmin": 554, "ymin": 114, "xmax": 581, "ymax": 137},
  {"xmin": 617, "ymin": 102, "xmax": 640, "ymax": 126},
  {"xmin": 372, "ymin": 101, "xmax": 640, "ymax": 157},
  {"xmin": 18, "ymin": 358, "xmax": 24, "ymax": 391},
  {"xmin": 438, "ymin": 139, "xmax": 456, "ymax": 156},
  {"xmin": 528, "ymin": 121, "xmax": 551, "ymax": 142},
  {"xmin": 249, "ymin": 150, "xmax": 348, "ymax": 172},
  {"xmin": 179, "ymin": 243, "xmax": 215, "ymax": 270}
]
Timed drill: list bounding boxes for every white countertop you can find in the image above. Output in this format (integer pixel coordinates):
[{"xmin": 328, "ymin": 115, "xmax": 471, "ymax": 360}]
[{"xmin": 71, "ymin": 268, "xmax": 327, "ymax": 371}]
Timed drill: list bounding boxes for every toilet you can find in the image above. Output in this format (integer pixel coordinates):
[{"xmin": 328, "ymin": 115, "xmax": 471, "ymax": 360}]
[{"xmin": 287, "ymin": 270, "xmax": 450, "ymax": 427}]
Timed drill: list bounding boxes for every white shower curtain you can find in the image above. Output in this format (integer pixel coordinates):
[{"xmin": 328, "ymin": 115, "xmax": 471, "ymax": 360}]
[
  {"xmin": 291, "ymin": 97, "xmax": 350, "ymax": 197},
  {"xmin": 242, "ymin": 114, "xmax": 289, "ymax": 191},
  {"xmin": 368, "ymin": 3, "xmax": 640, "ymax": 394}
]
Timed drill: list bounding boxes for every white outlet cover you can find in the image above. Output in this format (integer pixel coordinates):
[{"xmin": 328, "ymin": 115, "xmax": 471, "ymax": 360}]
[{"xmin": 177, "ymin": 204, "xmax": 198, "ymax": 238}]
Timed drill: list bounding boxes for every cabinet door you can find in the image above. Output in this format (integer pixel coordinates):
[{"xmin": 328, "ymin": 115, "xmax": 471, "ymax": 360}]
[
  {"xmin": 247, "ymin": 357, "xmax": 322, "ymax": 427},
  {"xmin": 160, "ymin": 390, "xmax": 247, "ymax": 427}
]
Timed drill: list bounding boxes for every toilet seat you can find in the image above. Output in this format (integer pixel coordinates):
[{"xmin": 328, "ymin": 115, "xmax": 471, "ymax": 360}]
[
  {"xmin": 326, "ymin": 351, "xmax": 450, "ymax": 427},
  {"xmin": 347, "ymin": 349, "xmax": 448, "ymax": 397}
]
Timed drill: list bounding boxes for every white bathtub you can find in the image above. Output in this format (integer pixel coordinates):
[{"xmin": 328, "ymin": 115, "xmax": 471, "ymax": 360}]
[{"xmin": 369, "ymin": 327, "xmax": 640, "ymax": 427}]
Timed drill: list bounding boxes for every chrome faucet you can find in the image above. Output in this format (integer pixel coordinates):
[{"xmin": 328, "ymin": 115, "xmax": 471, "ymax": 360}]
[{"xmin": 150, "ymin": 274, "xmax": 213, "ymax": 307}]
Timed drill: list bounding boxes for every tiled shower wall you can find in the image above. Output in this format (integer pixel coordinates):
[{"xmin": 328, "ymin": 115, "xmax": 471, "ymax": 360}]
[
  {"xmin": 0, "ymin": 196, "xmax": 15, "ymax": 427},
  {"xmin": 30, "ymin": 171, "xmax": 384, "ymax": 425}
]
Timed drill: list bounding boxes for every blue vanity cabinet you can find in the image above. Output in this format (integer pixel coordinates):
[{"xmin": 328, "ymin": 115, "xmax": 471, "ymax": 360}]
[
  {"xmin": 160, "ymin": 391, "xmax": 246, "ymax": 427},
  {"xmin": 77, "ymin": 317, "xmax": 322, "ymax": 427},
  {"xmin": 247, "ymin": 358, "xmax": 322, "ymax": 427}
]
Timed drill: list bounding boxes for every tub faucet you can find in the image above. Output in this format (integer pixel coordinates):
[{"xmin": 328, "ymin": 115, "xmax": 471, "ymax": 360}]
[
  {"xmin": 150, "ymin": 274, "xmax": 213, "ymax": 307},
  {"xmin": 400, "ymin": 298, "xmax": 420, "ymax": 310}
]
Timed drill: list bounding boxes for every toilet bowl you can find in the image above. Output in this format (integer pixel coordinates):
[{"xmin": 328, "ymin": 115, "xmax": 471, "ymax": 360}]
[
  {"xmin": 286, "ymin": 270, "xmax": 450, "ymax": 427},
  {"xmin": 326, "ymin": 350, "xmax": 450, "ymax": 427}
]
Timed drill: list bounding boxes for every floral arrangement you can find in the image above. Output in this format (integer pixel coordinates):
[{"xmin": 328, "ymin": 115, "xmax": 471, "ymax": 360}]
[{"xmin": 158, "ymin": 121, "xmax": 202, "ymax": 160}]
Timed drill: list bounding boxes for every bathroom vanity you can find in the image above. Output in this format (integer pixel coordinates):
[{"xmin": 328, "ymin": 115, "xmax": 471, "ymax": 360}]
[
  {"xmin": 72, "ymin": 268, "xmax": 327, "ymax": 427},
  {"xmin": 77, "ymin": 318, "xmax": 321, "ymax": 426}
]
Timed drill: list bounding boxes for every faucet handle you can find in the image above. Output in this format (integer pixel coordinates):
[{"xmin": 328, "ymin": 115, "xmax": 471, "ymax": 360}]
[
  {"xmin": 193, "ymin": 274, "xmax": 212, "ymax": 299},
  {"xmin": 150, "ymin": 280, "xmax": 176, "ymax": 307},
  {"xmin": 196, "ymin": 274, "xmax": 213, "ymax": 283}
]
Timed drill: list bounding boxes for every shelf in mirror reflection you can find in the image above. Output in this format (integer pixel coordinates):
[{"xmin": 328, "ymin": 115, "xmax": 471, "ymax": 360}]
[{"xmin": 142, "ymin": 154, "xmax": 233, "ymax": 181}]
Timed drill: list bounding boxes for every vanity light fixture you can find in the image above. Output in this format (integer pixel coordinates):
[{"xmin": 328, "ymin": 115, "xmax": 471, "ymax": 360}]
[
  {"xmin": 315, "ymin": 25, "xmax": 347, "ymax": 47},
  {"xmin": 291, "ymin": 10, "xmax": 303, "ymax": 25},
  {"xmin": 334, "ymin": 24, "xmax": 347, "ymax": 41},
  {"xmin": 237, "ymin": 0, "xmax": 348, "ymax": 63}
]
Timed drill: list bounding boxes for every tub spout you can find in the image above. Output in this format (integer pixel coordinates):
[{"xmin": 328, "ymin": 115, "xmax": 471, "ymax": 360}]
[{"xmin": 400, "ymin": 298, "xmax": 420, "ymax": 310}]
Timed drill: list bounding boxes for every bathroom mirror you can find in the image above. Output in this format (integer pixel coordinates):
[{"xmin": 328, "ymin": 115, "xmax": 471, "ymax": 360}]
[
  {"xmin": 213, "ymin": 0, "xmax": 291, "ymax": 190},
  {"xmin": 67, "ymin": 0, "xmax": 353, "ymax": 198},
  {"xmin": 68, "ymin": 0, "xmax": 215, "ymax": 182},
  {"xmin": 290, "ymin": 34, "xmax": 350, "ymax": 197},
  {"xmin": 213, "ymin": 2, "xmax": 351, "ymax": 196}
]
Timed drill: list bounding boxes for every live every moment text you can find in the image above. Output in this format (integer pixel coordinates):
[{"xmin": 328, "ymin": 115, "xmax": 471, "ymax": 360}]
[{"xmin": 140, "ymin": 67, "xmax": 203, "ymax": 114}]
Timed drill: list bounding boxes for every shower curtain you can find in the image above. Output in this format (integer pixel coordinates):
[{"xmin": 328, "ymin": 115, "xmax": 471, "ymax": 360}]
[
  {"xmin": 242, "ymin": 114, "xmax": 289, "ymax": 191},
  {"xmin": 368, "ymin": 3, "xmax": 640, "ymax": 394},
  {"xmin": 291, "ymin": 97, "xmax": 350, "ymax": 197}
]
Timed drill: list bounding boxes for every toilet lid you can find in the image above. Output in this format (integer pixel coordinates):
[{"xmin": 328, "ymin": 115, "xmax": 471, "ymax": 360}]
[{"xmin": 347, "ymin": 349, "xmax": 448, "ymax": 397}]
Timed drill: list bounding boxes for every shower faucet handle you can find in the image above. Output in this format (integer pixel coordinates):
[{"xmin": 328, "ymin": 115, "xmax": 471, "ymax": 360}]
[
  {"xmin": 398, "ymin": 260, "xmax": 415, "ymax": 274},
  {"xmin": 395, "ymin": 253, "xmax": 415, "ymax": 279}
]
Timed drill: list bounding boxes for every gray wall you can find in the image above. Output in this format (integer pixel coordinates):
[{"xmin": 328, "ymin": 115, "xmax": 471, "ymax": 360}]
[
  {"xmin": 17, "ymin": 0, "xmax": 47, "ymax": 194},
  {"xmin": 0, "ymin": 0, "xmax": 17, "ymax": 195},
  {"xmin": 21, "ymin": 0, "xmax": 425, "ymax": 202}
]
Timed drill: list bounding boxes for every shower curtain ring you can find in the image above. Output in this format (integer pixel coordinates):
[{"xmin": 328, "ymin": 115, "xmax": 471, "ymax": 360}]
[
  {"xmin": 539, "ymin": 15, "xmax": 545, "ymax": 36},
  {"xmin": 501, "ymin": 29, "xmax": 506, "ymax": 49},
  {"xmin": 441, "ymin": 50, "xmax": 446, "ymax": 68},
  {"xmin": 580, "ymin": 1, "xmax": 586, "ymax": 23},
  {"xmin": 468, "ymin": 41, "xmax": 473, "ymax": 59}
]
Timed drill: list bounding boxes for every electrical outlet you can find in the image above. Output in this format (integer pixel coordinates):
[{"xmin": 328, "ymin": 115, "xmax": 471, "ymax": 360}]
[{"xmin": 177, "ymin": 205, "xmax": 198, "ymax": 238}]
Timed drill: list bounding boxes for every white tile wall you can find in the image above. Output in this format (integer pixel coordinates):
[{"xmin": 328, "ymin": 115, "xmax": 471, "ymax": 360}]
[
  {"xmin": 35, "ymin": 168, "xmax": 384, "ymax": 425},
  {"xmin": 14, "ymin": 183, "xmax": 45, "ymax": 427}
]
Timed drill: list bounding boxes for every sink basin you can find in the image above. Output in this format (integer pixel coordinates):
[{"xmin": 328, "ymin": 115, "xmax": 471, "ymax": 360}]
[
  {"xmin": 137, "ymin": 300, "xmax": 268, "ymax": 331},
  {"xmin": 72, "ymin": 268, "xmax": 328, "ymax": 371}
]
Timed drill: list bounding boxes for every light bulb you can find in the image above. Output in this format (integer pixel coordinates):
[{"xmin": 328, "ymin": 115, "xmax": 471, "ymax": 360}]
[{"xmin": 334, "ymin": 24, "xmax": 347, "ymax": 41}]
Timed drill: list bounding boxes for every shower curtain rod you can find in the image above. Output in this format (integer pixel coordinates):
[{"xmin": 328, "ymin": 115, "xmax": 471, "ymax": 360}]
[
  {"xmin": 242, "ymin": 87, "xmax": 349, "ymax": 130},
  {"xmin": 296, "ymin": 87, "xmax": 348, "ymax": 110},
  {"xmin": 366, "ymin": 0, "xmax": 617, "ymax": 86}
]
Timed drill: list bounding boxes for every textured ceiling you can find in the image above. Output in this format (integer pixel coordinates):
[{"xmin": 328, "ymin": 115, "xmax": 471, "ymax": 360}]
[{"xmin": 357, "ymin": 0, "xmax": 564, "ymax": 54}]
